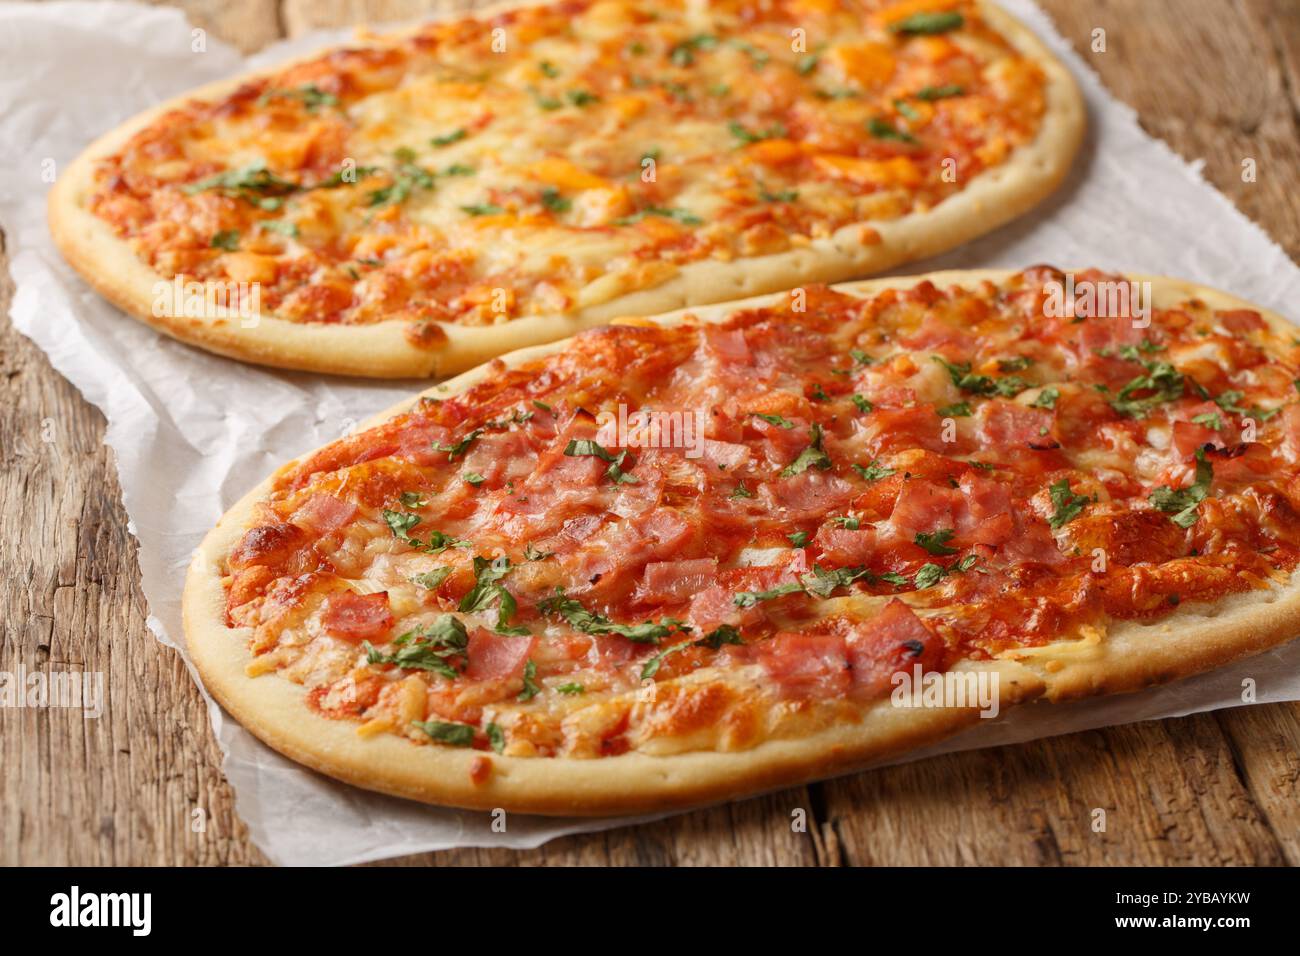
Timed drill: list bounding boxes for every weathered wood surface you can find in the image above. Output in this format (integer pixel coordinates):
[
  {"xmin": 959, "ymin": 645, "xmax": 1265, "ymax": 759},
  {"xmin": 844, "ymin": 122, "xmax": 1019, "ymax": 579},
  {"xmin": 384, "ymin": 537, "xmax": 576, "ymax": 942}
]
[{"xmin": 2, "ymin": 0, "xmax": 1297, "ymax": 866}]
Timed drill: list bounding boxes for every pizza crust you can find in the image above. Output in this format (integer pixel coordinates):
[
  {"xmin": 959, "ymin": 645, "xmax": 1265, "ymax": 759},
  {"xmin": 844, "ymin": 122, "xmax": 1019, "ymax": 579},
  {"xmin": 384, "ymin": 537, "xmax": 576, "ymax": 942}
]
[
  {"xmin": 49, "ymin": 0, "xmax": 1085, "ymax": 379},
  {"xmin": 182, "ymin": 270, "xmax": 1300, "ymax": 815}
]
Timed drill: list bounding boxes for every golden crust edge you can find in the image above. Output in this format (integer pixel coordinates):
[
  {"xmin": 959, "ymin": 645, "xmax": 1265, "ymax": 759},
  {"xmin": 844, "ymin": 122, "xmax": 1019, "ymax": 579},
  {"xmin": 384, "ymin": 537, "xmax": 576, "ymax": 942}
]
[
  {"xmin": 48, "ymin": 0, "xmax": 1085, "ymax": 379},
  {"xmin": 181, "ymin": 270, "xmax": 1300, "ymax": 815}
]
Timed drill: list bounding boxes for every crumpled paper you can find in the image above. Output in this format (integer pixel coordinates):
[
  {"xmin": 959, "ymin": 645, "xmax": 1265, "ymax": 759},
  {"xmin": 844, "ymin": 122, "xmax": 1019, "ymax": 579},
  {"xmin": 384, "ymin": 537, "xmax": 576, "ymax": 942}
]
[{"xmin": 2, "ymin": 0, "xmax": 1297, "ymax": 866}]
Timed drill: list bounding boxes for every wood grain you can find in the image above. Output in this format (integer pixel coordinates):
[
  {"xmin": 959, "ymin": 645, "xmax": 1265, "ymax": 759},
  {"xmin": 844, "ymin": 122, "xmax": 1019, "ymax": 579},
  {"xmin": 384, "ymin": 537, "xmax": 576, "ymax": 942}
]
[{"xmin": 2, "ymin": 0, "xmax": 1298, "ymax": 866}]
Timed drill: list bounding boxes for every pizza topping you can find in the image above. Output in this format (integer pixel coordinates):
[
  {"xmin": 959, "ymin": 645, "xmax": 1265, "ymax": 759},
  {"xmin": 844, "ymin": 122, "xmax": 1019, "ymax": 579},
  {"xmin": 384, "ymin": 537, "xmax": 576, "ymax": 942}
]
[
  {"xmin": 843, "ymin": 599, "xmax": 943, "ymax": 697},
  {"xmin": 321, "ymin": 591, "xmax": 395, "ymax": 643},
  {"xmin": 1149, "ymin": 448, "xmax": 1214, "ymax": 528},
  {"xmin": 365, "ymin": 616, "xmax": 468, "ymax": 678},
  {"xmin": 222, "ymin": 268, "xmax": 1300, "ymax": 759}
]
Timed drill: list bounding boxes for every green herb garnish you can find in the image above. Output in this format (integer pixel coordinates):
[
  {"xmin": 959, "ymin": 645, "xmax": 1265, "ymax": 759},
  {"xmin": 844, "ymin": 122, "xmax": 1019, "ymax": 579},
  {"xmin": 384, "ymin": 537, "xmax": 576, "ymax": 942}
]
[
  {"xmin": 1148, "ymin": 448, "xmax": 1213, "ymax": 528},
  {"xmin": 891, "ymin": 12, "xmax": 964, "ymax": 35},
  {"xmin": 1047, "ymin": 479, "xmax": 1091, "ymax": 529}
]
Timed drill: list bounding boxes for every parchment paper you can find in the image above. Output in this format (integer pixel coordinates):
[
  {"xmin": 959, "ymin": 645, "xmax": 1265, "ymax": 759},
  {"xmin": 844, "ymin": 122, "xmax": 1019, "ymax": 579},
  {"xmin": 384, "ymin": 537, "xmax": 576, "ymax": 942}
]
[{"xmin": 2, "ymin": 0, "xmax": 1298, "ymax": 866}]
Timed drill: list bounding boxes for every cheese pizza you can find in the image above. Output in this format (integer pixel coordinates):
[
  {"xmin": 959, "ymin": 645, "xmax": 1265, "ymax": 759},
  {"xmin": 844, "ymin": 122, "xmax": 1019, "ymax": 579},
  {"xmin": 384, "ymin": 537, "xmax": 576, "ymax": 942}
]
[
  {"xmin": 51, "ymin": 0, "xmax": 1083, "ymax": 377},
  {"xmin": 183, "ymin": 267, "xmax": 1300, "ymax": 814}
]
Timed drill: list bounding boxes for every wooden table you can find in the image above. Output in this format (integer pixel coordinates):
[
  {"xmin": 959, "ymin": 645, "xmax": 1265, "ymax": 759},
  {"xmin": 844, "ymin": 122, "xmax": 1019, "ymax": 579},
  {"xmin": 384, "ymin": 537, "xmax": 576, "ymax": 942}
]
[{"xmin": 3, "ymin": 0, "xmax": 1298, "ymax": 866}]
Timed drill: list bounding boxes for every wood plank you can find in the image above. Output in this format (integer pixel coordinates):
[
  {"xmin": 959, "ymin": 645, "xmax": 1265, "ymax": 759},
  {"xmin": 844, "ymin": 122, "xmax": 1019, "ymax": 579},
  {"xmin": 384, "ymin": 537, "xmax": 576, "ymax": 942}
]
[
  {"xmin": 283, "ymin": 0, "xmax": 488, "ymax": 36},
  {"xmin": 1037, "ymin": 0, "xmax": 1300, "ymax": 258},
  {"xmin": 0, "ymin": 244, "xmax": 266, "ymax": 865},
  {"xmin": 825, "ymin": 713, "xmax": 1286, "ymax": 866},
  {"xmin": 140, "ymin": 0, "xmax": 284, "ymax": 52},
  {"xmin": 2, "ymin": 0, "xmax": 1299, "ymax": 866}
]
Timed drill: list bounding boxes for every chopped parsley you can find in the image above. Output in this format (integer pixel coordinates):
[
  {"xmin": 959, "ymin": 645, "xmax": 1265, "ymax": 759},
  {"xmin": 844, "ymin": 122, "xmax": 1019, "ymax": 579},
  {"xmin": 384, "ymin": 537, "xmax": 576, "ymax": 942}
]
[
  {"xmin": 934, "ymin": 356, "xmax": 1029, "ymax": 398},
  {"xmin": 210, "ymin": 229, "xmax": 239, "ymax": 251},
  {"xmin": 850, "ymin": 349, "xmax": 875, "ymax": 367},
  {"xmin": 367, "ymin": 154, "xmax": 435, "ymax": 207},
  {"xmin": 729, "ymin": 120, "xmax": 787, "ymax": 144},
  {"xmin": 851, "ymin": 394, "xmax": 874, "ymax": 414},
  {"xmin": 1110, "ymin": 361, "xmax": 1185, "ymax": 418},
  {"xmin": 382, "ymin": 509, "xmax": 466, "ymax": 553},
  {"xmin": 915, "ymin": 528, "xmax": 958, "ymax": 556},
  {"xmin": 640, "ymin": 625, "xmax": 744, "ymax": 680},
  {"xmin": 260, "ymin": 219, "xmax": 299, "ymax": 238},
  {"xmin": 733, "ymin": 581, "xmax": 804, "ymax": 607},
  {"xmin": 1031, "ymin": 386, "xmax": 1060, "ymax": 410},
  {"xmin": 432, "ymin": 409, "xmax": 533, "ymax": 461},
  {"xmin": 431, "ymin": 128, "xmax": 467, "ymax": 147},
  {"xmin": 669, "ymin": 33, "xmax": 718, "ymax": 67},
  {"xmin": 1214, "ymin": 389, "xmax": 1278, "ymax": 420},
  {"xmin": 365, "ymin": 615, "xmax": 468, "ymax": 679},
  {"xmin": 517, "ymin": 659, "xmax": 541, "ymax": 701},
  {"xmin": 540, "ymin": 187, "xmax": 572, "ymax": 213},
  {"xmin": 894, "ymin": 98, "xmax": 921, "ymax": 120},
  {"xmin": 459, "ymin": 556, "xmax": 526, "ymax": 633},
  {"xmin": 800, "ymin": 565, "xmax": 874, "ymax": 598},
  {"xmin": 852, "ymin": 460, "xmax": 896, "ymax": 481},
  {"xmin": 915, "ymin": 84, "xmax": 965, "ymax": 100},
  {"xmin": 1149, "ymin": 448, "xmax": 1214, "ymax": 528},
  {"xmin": 613, "ymin": 206, "xmax": 703, "ymax": 226},
  {"xmin": 460, "ymin": 202, "xmax": 504, "ymax": 216},
  {"xmin": 936, "ymin": 401, "xmax": 972, "ymax": 418},
  {"xmin": 867, "ymin": 117, "xmax": 916, "ymax": 143},
  {"xmin": 780, "ymin": 423, "xmax": 832, "ymax": 478},
  {"xmin": 183, "ymin": 160, "xmax": 300, "ymax": 210},
  {"xmin": 913, "ymin": 563, "xmax": 946, "ymax": 590},
  {"xmin": 258, "ymin": 84, "xmax": 338, "ymax": 111},
  {"xmin": 788, "ymin": 530, "xmax": 810, "ymax": 547},
  {"xmin": 1047, "ymin": 479, "xmax": 1091, "ymax": 529},
  {"xmin": 750, "ymin": 412, "xmax": 795, "ymax": 429},
  {"xmin": 564, "ymin": 438, "xmax": 638, "ymax": 484},
  {"xmin": 730, "ymin": 481, "xmax": 756, "ymax": 499},
  {"xmin": 412, "ymin": 719, "xmax": 475, "ymax": 747},
  {"xmin": 730, "ymin": 39, "xmax": 771, "ymax": 68},
  {"xmin": 410, "ymin": 567, "xmax": 452, "ymax": 590},
  {"xmin": 890, "ymin": 11, "xmax": 964, "ymax": 35},
  {"xmin": 539, "ymin": 590, "xmax": 690, "ymax": 644}
]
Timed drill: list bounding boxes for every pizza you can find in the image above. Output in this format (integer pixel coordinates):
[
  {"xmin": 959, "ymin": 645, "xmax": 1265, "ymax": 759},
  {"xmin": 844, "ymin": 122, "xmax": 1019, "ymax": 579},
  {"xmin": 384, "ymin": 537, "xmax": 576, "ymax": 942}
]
[
  {"xmin": 50, "ymin": 0, "xmax": 1083, "ymax": 378},
  {"xmin": 183, "ymin": 267, "xmax": 1300, "ymax": 815}
]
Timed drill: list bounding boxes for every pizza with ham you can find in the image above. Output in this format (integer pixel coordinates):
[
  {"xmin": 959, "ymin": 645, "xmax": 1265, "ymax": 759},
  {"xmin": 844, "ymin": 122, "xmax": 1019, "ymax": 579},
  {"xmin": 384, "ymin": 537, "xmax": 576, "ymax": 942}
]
[
  {"xmin": 50, "ymin": 0, "xmax": 1082, "ymax": 377},
  {"xmin": 184, "ymin": 267, "xmax": 1300, "ymax": 814}
]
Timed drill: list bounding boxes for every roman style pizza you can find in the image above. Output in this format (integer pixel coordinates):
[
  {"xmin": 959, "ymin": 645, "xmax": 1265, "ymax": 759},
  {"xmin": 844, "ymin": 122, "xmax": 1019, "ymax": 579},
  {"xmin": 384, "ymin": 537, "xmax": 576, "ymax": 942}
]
[
  {"xmin": 51, "ymin": 0, "xmax": 1083, "ymax": 377},
  {"xmin": 184, "ymin": 268, "xmax": 1300, "ymax": 814}
]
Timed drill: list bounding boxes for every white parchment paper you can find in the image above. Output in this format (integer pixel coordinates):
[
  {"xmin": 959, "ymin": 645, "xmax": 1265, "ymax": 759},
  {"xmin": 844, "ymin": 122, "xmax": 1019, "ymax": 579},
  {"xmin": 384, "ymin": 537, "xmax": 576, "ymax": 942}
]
[{"xmin": 2, "ymin": 0, "xmax": 1298, "ymax": 866}]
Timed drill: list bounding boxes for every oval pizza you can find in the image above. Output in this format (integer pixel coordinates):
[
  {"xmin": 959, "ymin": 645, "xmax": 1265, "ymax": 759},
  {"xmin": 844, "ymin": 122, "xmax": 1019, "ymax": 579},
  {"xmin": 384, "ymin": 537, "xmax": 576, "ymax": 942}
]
[
  {"xmin": 51, "ymin": 0, "xmax": 1083, "ymax": 377},
  {"xmin": 183, "ymin": 267, "xmax": 1300, "ymax": 814}
]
